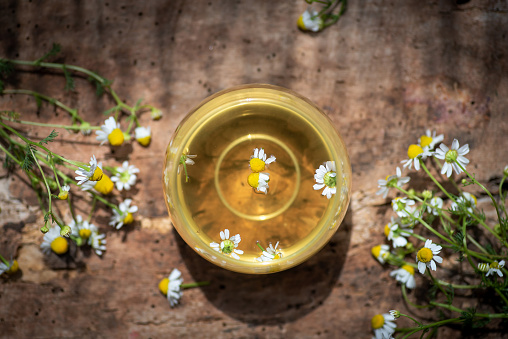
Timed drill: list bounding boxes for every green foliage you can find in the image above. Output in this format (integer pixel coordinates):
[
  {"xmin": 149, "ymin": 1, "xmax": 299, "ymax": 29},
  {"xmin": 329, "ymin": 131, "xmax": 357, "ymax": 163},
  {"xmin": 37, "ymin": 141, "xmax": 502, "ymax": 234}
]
[
  {"xmin": 0, "ymin": 59, "xmax": 14, "ymax": 93},
  {"xmin": 63, "ymin": 65, "xmax": 75, "ymax": 92},
  {"xmin": 21, "ymin": 144, "xmax": 37, "ymax": 172},
  {"xmin": 88, "ymin": 76, "xmax": 112, "ymax": 97},
  {"xmin": 34, "ymin": 43, "xmax": 61, "ymax": 66},
  {"xmin": 0, "ymin": 110, "xmax": 20, "ymax": 120},
  {"xmin": 39, "ymin": 130, "xmax": 58, "ymax": 146}
]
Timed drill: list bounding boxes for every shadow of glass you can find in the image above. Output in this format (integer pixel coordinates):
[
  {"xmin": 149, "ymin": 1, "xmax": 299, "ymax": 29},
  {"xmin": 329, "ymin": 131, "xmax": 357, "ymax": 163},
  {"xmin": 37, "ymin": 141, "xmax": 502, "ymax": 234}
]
[{"xmin": 176, "ymin": 203, "xmax": 353, "ymax": 325}]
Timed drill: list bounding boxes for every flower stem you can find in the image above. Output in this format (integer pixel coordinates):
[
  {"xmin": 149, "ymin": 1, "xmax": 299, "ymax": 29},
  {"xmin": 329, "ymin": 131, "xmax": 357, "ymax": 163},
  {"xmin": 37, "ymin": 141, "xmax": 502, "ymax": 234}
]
[
  {"xmin": 0, "ymin": 115, "xmax": 98, "ymax": 131},
  {"xmin": 401, "ymin": 284, "xmax": 431, "ymax": 309},
  {"xmin": 181, "ymin": 281, "xmax": 210, "ymax": 289},
  {"xmin": 398, "ymin": 318, "xmax": 462, "ymax": 339},
  {"xmin": 29, "ymin": 146, "xmax": 52, "ymax": 216},
  {"xmin": 0, "ymin": 253, "xmax": 10, "ymax": 266}
]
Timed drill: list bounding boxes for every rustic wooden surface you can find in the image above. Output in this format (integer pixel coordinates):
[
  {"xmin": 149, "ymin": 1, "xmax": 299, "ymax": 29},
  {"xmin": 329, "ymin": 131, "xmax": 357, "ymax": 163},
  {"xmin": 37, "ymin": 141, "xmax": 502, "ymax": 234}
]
[{"xmin": 1, "ymin": 0, "xmax": 508, "ymax": 338}]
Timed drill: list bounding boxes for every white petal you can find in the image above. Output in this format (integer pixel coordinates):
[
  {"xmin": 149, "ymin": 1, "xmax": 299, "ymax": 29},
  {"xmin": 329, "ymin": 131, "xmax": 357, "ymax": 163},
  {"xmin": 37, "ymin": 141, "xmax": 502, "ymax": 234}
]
[
  {"xmin": 418, "ymin": 261, "xmax": 426, "ymax": 274},
  {"xmin": 451, "ymin": 139, "xmax": 459, "ymax": 150},
  {"xmin": 433, "ymin": 255, "xmax": 443, "ymax": 263},
  {"xmin": 314, "ymin": 183, "xmax": 325, "ymax": 190}
]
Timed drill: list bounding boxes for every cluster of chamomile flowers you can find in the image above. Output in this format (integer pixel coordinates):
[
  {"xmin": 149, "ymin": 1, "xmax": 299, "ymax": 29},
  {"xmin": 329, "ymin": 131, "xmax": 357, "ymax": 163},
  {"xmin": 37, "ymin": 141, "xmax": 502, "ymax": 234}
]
[{"xmin": 369, "ymin": 129, "xmax": 507, "ymax": 339}]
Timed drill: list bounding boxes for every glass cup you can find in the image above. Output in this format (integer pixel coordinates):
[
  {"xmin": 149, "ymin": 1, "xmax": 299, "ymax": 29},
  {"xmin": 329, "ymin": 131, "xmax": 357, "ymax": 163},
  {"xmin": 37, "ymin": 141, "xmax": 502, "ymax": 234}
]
[{"xmin": 163, "ymin": 84, "xmax": 351, "ymax": 274}]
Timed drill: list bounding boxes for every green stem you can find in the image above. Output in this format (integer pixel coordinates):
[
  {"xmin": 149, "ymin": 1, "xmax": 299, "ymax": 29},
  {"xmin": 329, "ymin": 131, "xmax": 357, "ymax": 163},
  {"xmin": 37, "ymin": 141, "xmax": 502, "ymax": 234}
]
[
  {"xmin": 499, "ymin": 175, "xmax": 507, "ymax": 217},
  {"xmin": 181, "ymin": 281, "xmax": 210, "ymax": 289},
  {"xmin": 399, "ymin": 318, "xmax": 462, "ymax": 339},
  {"xmin": 0, "ymin": 253, "xmax": 10, "ymax": 266},
  {"xmin": 0, "ymin": 142, "xmax": 22, "ymax": 166},
  {"xmin": 256, "ymin": 242, "xmax": 266, "ymax": 252},
  {"xmin": 420, "ymin": 160, "xmax": 457, "ymax": 202},
  {"xmin": 90, "ymin": 191, "xmax": 120, "ymax": 212},
  {"xmin": 427, "ymin": 269, "xmax": 449, "ymax": 298},
  {"xmin": 49, "ymin": 154, "xmax": 62, "ymax": 192},
  {"xmin": 30, "ymin": 146, "xmax": 52, "ymax": 215},
  {"xmin": 88, "ymin": 195, "xmax": 97, "ymax": 223},
  {"xmin": 432, "ymin": 156, "xmax": 462, "ymax": 194},
  {"xmin": 401, "ymin": 284, "xmax": 431, "ymax": 309},
  {"xmin": 429, "ymin": 301, "xmax": 508, "ymax": 318},
  {"xmin": 399, "ymin": 313, "xmax": 423, "ymax": 326},
  {"xmin": 68, "ymin": 196, "xmax": 77, "ymax": 224},
  {"xmin": 495, "ymin": 287, "xmax": 508, "ymax": 306},
  {"xmin": 0, "ymin": 116, "xmax": 99, "ymax": 131}
]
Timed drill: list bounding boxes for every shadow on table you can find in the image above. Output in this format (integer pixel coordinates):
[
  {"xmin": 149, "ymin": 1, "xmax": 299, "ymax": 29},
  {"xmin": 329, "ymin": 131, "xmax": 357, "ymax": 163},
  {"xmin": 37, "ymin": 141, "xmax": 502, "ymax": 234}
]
[{"xmin": 176, "ymin": 203, "xmax": 353, "ymax": 325}]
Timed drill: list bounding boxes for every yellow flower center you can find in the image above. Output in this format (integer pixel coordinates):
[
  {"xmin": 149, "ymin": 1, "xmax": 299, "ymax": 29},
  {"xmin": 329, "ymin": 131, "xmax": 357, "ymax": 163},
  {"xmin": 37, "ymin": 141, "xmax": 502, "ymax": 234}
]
[
  {"xmin": 123, "ymin": 213, "xmax": 134, "ymax": 225},
  {"xmin": 420, "ymin": 135, "xmax": 433, "ymax": 148},
  {"xmin": 108, "ymin": 128, "xmax": 124, "ymax": 146},
  {"xmin": 407, "ymin": 144, "xmax": 424, "ymax": 159},
  {"xmin": 371, "ymin": 314, "xmax": 385, "ymax": 330},
  {"xmin": 90, "ymin": 167, "xmax": 104, "ymax": 182},
  {"xmin": 273, "ymin": 254, "xmax": 281, "ymax": 260},
  {"xmin": 470, "ymin": 194, "xmax": 477, "ymax": 206},
  {"xmin": 371, "ymin": 245, "xmax": 382, "ymax": 258},
  {"xmin": 417, "ymin": 247, "xmax": 433, "ymax": 263},
  {"xmin": 137, "ymin": 135, "xmax": 151, "ymax": 147},
  {"xmin": 57, "ymin": 191, "xmax": 69, "ymax": 200},
  {"xmin": 7, "ymin": 260, "xmax": 19, "ymax": 274},
  {"xmin": 50, "ymin": 237, "xmax": 69, "ymax": 255},
  {"xmin": 94, "ymin": 174, "xmax": 114, "ymax": 195},
  {"xmin": 221, "ymin": 239, "xmax": 235, "ymax": 254},
  {"xmin": 402, "ymin": 264, "xmax": 415, "ymax": 275},
  {"xmin": 79, "ymin": 229, "xmax": 92, "ymax": 239},
  {"xmin": 250, "ymin": 158, "xmax": 265, "ymax": 172},
  {"xmin": 384, "ymin": 224, "xmax": 391, "ymax": 237},
  {"xmin": 248, "ymin": 172, "xmax": 260, "ymax": 188},
  {"xmin": 158, "ymin": 278, "xmax": 169, "ymax": 296},
  {"xmin": 297, "ymin": 15, "xmax": 306, "ymax": 31},
  {"xmin": 490, "ymin": 261, "xmax": 499, "ymax": 269}
]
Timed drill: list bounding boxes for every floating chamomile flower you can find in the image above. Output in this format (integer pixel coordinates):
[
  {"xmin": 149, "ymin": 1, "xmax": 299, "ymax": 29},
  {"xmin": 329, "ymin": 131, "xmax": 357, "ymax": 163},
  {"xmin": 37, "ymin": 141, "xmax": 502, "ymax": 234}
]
[
  {"xmin": 434, "ymin": 139, "xmax": 470, "ymax": 177},
  {"xmin": 249, "ymin": 148, "xmax": 276, "ymax": 172},
  {"xmin": 159, "ymin": 268, "xmax": 184, "ymax": 307},
  {"xmin": 426, "ymin": 196, "xmax": 443, "ymax": 216},
  {"xmin": 297, "ymin": 8, "xmax": 324, "ymax": 32},
  {"xmin": 256, "ymin": 241, "xmax": 283, "ymax": 262},
  {"xmin": 371, "ymin": 313, "xmax": 397, "ymax": 339},
  {"xmin": 247, "ymin": 172, "xmax": 270, "ymax": 194},
  {"xmin": 390, "ymin": 265, "xmax": 416, "ymax": 289},
  {"xmin": 451, "ymin": 192, "xmax": 477, "ymax": 214},
  {"xmin": 416, "ymin": 239, "xmax": 443, "ymax": 274},
  {"xmin": 89, "ymin": 231, "xmax": 107, "ymax": 256},
  {"xmin": 376, "ymin": 167, "xmax": 410, "ymax": 199},
  {"xmin": 391, "ymin": 197, "xmax": 416, "ymax": 218},
  {"xmin": 371, "ymin": 244, "xmax": 390, "ymax": 264},
  {"xmin": 210, "ymin": 229, "xmax": 244, "ymax": 260},
  {"xmin": 57, "ymin": 185, "xmax": 70, "ymax": 200},
  {"xmin": 0, "ymin": 259, "xmax": 19, "ymax": 276},
  {"xmin": 401, "ymin": 144, "xmax": 433, "ymax": 171},
  {"xmin": 40, "ymin": 227, "xmax": 69, "ymax": 255},
  {"xmin": 313, "ymin": 161, "xmax": 337, "ymax": 199},
  {"xmin": 96, "ymin": 116, "xmax": 124, "ymax": 146},
  {"xmin": 111, "ymin": 161, "xmax": 140, "ymax": 191},
  {"xmin": 80, "ymin": 162, "xmax": 114, "ymax": 195},
  {"xmin": 179, "ymin": 153, "xmax": 196, "ymax": 182},
  {"xmin": 75, "ymin": 155, "xmax": 103, "ymax": 185},
  {"xmin": 485, "ymin": 260, "xmax": 505, "ymax": 277},
  {"xmin": 109, "ymin": 199, "xmax": 138, "ymax": 229},
  {"xmin": 384, "ymin": 218, "xmax": 413, "ymax": 248},
  {"xmin": 418, "ymin": 129, "xmax": 444, "ymax": 151},
  {"xmin": 135, "ymin": 126, "xmax": 151, "ymax": 147}
]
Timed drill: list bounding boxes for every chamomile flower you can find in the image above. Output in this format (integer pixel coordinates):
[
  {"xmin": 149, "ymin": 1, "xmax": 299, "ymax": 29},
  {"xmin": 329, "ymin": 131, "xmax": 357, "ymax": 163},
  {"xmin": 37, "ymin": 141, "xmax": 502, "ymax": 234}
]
[
  {"xmin": 159, "ymin": 268, "xmax": 184, "ymax": 307},
  {"xmin": 80, "ymin": 162, "xmax": 114, "ymax": 195},
  {"xmin": 0, "ymin": 259, "xmax": 19, "ymax": 276},
  {"xmin": 256, "ymin": 241, "xmax": 283, "ymax": 262},
  {"xmin": 57, "ymin": 185, "xmax": 70, "ymax": 200},
  {"xmin": 434, "ymin": 139, "xmax": 470, "ymax": 177},
  {"xmin": 249, "ymin": 148, "xmax": 276, "ymax": 172},
  {"xmin": 111, "ymin": 161, "xmax": 140, "ymax": 191},
  {"xmin": 247, "ymin": 172, "xmax": 270, "ymax": 194},
  {"xmin": 392, "ymin": 197, "xmax": 416, "ymax": 218},
  {"xmin": 210, "ymin": 229, "xmax": 244, "ymax": 260},
  {"xmin": 416, "ymin": 239, "xmax": 443, "ymax": 274},
  {"xmin": 485, "ymin": 260, "xmax": 505, "ymax": 277},
  {"xmin": 75, "ymin": 155, "xmax": 103, "ymax": 185},
  {"xmin": 390, "ymin": 265, "xmax": 416, "ymax": 289},
  {"xmin": 40, "ymin": 226, "xmax": 69, "ymax": 255},
  {"xmin": 418, "ymin": 129, "xmax": 444, "ymax": 151},
  {"xmin": 109, "ymin": 199, "xmax": 138, "ymax": 229},
  {"xmin": 178, "ymin": 153, "xmax": 196, "ymax": 182},
  {"xmin": 401, "ymin": 144, "xmax": 433, "ymax": 171},
  {"xmin": 151, "ymin": 109, "xmax": 162, "ymax": 120},
  {"xmin": 426, "ymin": 196, "xmax": 443, "ymax": 216},
  {"xmin": 89, "ymin": 231, "xmax": 107, "ymax": 256},
  {"xmin": 135, "ymin": 126, "xmax": 151, "ymax": 147},
  {"xmin": 96, "ymin": 116, "xmax": 124, "ymax": 146},
  {"xmin": 451, "ymin": 192, "xmax": 477, "ymax": 214},
  {"xmin": 384, "ymin": 218, "xmax": 413, "ymax": 248},
  {"xmin": 313, "ymin": 161, "xmax": 337, "ymax": 199},
  {"xmin": 371, "ymin": 313, "xmax": 397, "ymax": 339},
  {"xmin": 371, "ymin": 244, "xmax": 390, "ymax": 264},
  {"xmin": 376, "ymin": 167, "xmax": 410, "ymax": 199},
  {"xmin": 297, "ymin": 8, "xmax": 324, "ymax": 32},
  {"xmin": 68, "ymin": 214, "xmax": 98, "ymax": 240}
]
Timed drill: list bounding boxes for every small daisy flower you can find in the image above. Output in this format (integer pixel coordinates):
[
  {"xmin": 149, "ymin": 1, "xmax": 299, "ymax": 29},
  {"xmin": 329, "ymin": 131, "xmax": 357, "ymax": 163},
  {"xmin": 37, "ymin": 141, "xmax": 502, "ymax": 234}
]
[
  {"xmin": 178, "ymin": 153, "xmax": 196, "ymax": 182},
  {"xmin": 249, "ymin": 148, "xmax": 276, "ymax": 172},
  {"xmin": 418, "ymin": 129, "xmax": 444, "ymax": 151},
  {"xmin": 313, "ymin": 161, "xmax": 337, "ymax": 199},
  {"xmin": 371, "ymin": 313, "xmax": 397, "ymax": 339},
  {"xmin": 392, "ymin": 197, "xmax": 416, "ymax": 218},
  {"xmin": 80, "ymin": 162, "xmax": 114, "ymax": 195},
  {"xmin": 135, "ymin": 126, "xmax": 151, "ymax": 147},
  {"xmin": 486, "ymin": 260, "xmax": 505, "ymax": 277},
  {"xmin": 416, "ymin": 239, "xmax": 443, "ymax": 274},
  {"xmin": 376, "ymin": 167, "xmax": 410, "ymax": 199},
  {"xmin": 451, "ymin": 192, "xmax": 477, "ymax": 214},
  {"xmin": 109, "ymin": 199, "xmax": 138, "ymax": 229},
  {"xmin": 57, "ymin": 185, "xmax": 70, "ymax": 200},
  {"xmin": 256, "ymin": 241, "xmax": 283, "ymax": 262},
  {"xmin": 371, "ymin": 244, "xmax": 390, "ymax": 264},
  {"xmin": 68, "ymin": 215, "xmax": 98, "ymax": 240},
  {"xmin": 390, "ymin": 265, "xmax": 416, "ymax": 289},
  {"xmin": 75, "ymin": 155, "xmax": 103, "ymax": 185},
  {"xmin": 297, "ymin": 8, "xmax": 324, "ymax": 32},
  {"xmin": 247, "ymin": 172, "xmax": 270, "ymax": 194},
  {"xmin": 384, "ymin": 218, "xmax": 413, "ymax": 248},
  {"xmin": 159, "ymin": 268, "xmax": 184, "ymax": 307},
  {"xmin": 210, "ymin": 229, "xmax": 244, "ymax": 260},
  {"xmin": 389, "ymin": 310, "xmax": 400, "ymax": 319},
  {"xmin": 0, "ymin": 259, "xmax": 19, "ymax": 276},
  {"xmin": 426, "ymin": 196, "xmax": 443, "ymax": 216},
  {"xmin": 40, "ymin": 226, "xmax": 69, "ymax": 255},
  {"xmin": 89, "ymin": 231, "xmax": 107, "ymax": 256},
  {"xmin": 96, "ymin": 116, "xmax": 124, "ymax": 146},
  {"xmin": 111, "ymin": 161, "xmax": 140, "ymax": 191},
  {"xmin": 434, "ymin": 139, "xmax": 470, "ymax": 177},
  {"xmin": 401, "ymin": 144, "xmax": 433, "ymax": 171},
  {"xmin": 151, "ymin": 109, "xmax": 162, "ymax": 120}
]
